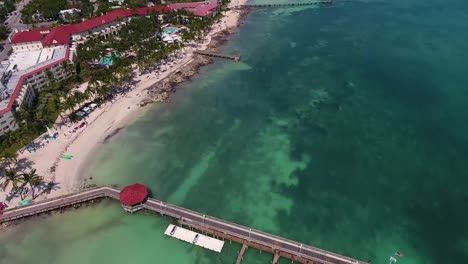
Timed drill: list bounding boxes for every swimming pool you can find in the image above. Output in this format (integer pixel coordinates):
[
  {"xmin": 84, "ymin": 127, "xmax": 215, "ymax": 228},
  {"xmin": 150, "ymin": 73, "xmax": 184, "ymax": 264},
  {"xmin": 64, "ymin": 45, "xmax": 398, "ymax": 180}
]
[{"xmin": 163, "ymin": 27, "xmax": 178, "ymax": 34}]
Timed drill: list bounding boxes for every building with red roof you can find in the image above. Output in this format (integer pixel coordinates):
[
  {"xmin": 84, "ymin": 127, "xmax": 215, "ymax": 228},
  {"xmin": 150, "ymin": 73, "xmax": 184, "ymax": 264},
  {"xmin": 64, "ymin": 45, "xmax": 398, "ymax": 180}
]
[
  {"xmin": 10, "ymin": 28, "xmax": 50, "ymax": 53},
  {"xmin": 169, "ymin": 1, "xmax": 219, "ymax": 17},
  {"xmin": 10, "ymin": 28, "xmax": 49, "ymax": 45},
  {"xmin": 9, "ymin": 6, "xmax": 172, "ymax": 49},
  {"xmin": 1, "ymin": 6, "xmax": 173, "ymax": 136},
  {"xmin": 42, "ymin": 27, "xmax": 71, "ymax": 47}
]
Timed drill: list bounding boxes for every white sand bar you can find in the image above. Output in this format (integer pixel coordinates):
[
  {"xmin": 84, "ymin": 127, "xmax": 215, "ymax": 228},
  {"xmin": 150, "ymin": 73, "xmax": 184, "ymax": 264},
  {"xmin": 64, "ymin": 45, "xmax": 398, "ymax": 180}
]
[{"xmin": 164, "ymin": 224, "xmax": 224, "ymax": 253}]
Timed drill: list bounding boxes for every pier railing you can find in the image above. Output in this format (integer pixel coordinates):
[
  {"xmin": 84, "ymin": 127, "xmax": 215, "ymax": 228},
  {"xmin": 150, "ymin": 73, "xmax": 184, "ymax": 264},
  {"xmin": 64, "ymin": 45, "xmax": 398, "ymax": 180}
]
[
  {"xmin": 0, "ymin": 186, "xmax": 117, "ymax": 222},
  {"xmin": 0, "ymin": 186, "xmax": 367, "ymax": 264}
]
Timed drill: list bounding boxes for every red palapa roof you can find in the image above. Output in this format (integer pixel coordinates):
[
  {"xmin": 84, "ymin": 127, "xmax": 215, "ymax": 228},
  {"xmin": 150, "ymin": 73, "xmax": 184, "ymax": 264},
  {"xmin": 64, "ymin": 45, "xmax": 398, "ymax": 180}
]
[
  {"xmin": 119, "ymin": 183, "xmax": 148, "ymax": 206},
  {"xmin": 10, "ymin": 6, "xmax": 172, "ymax": 47}
]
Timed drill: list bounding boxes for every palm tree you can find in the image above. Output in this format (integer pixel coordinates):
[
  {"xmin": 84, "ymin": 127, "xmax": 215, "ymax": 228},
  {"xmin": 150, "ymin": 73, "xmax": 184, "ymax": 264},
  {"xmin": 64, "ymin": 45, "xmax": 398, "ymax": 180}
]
[
  {"xmin": 20, "ymin": 169, "xmax": 43, "ymax": 200},
  {"xmin": 10, "ymin": 107, "xmax": 28, "ymax": 128},
  {"xmin": 0, "ymin": 150, "xmax": 18, "ymax": 170},
  {"xmin": 63, "ymin": 93, "xmax": 77, "ymax": 114},
  {"xmin": 2, "ymin": 169, "xmax": 23, "ymax": 199},
  {"xmin": 72, "ymin": 90, "xmax": 86, "ymax": 107},
  {"xmin": 3, "ymin": 131, "xmax": 20, "ymax": 149},
  {"xmin": 86, "ymin": 78, "xmax": 100, "ymax": 100}
]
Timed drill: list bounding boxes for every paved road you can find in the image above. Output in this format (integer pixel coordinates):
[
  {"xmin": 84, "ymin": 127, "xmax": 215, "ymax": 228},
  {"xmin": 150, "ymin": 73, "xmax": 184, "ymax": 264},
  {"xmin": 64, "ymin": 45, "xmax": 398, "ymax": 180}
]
[
  {"xmin": 0, "ymin": 186, "xmax": 368, "ymax": 264},
  {"xmin": 0, "ymin": 43, "xmax": 11, "ymax": 61},
  {"xmin": 0, "ymin": 0, "xmax": 31, "ymax": 61}
]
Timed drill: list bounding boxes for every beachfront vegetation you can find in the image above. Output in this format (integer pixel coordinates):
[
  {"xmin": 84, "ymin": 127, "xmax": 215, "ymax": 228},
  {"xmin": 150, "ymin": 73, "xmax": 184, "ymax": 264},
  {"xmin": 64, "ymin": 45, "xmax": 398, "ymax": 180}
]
[
  {"xmin": 21, "ymin": 0, "xmax": 95, "ymax": 24},
  {"xmin": 20, "ymin": 169, "xmax": 43, "ymax": 200},
  {"xmin": 0, "ymin": 8, "xmax": 220, "ymax": 153},
  {"xmin": 0, "ymin": 3, "xmax": 228, "ymax": 203},
  {"xmin": 21, "ymin": 0, "xmax": 68, "ymax": 24},
  {"xmin": 75, "ymin": 10, "xmax": 218, "ymax": 95},
  {"xmin": 0, "ymin": 161, "xmax": 45, "ymax": 202}
]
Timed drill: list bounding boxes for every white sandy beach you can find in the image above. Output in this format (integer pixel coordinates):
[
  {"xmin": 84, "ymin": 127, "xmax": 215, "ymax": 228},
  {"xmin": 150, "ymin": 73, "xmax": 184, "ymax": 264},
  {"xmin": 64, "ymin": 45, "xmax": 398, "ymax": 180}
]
[{"xmin": 0, "ymin": 0, "xmax": 247, "ymax": 208}]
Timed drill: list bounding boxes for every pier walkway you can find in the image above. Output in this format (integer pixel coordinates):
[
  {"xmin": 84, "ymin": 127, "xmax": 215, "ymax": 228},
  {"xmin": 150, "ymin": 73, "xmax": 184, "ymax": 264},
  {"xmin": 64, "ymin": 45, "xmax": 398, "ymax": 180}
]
[
  {"xmin": 234, "ymin": 0, "xmax": 333, "ymax": 9},
  {"xmin": 194, "ymin": 51, "xmax": 240, "ymax": 62},
  {"xmin": 0, "ymin": 186, "xmax": 368, "ymax": 264}
]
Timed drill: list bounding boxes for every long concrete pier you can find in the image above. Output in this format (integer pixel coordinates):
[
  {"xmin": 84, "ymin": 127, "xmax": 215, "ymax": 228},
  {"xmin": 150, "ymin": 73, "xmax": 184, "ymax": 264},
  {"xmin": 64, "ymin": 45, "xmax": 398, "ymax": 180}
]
[{"xmin": 0, "ymin": 186, "xmax": 368, "ymax": 264}]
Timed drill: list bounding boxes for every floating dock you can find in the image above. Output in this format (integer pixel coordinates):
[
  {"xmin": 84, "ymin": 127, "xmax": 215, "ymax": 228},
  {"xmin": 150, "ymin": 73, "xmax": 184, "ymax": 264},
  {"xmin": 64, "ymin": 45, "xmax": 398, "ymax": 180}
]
[{"xmin": 164, "ymin": 224, "xmax": 224, "ymax": 253}]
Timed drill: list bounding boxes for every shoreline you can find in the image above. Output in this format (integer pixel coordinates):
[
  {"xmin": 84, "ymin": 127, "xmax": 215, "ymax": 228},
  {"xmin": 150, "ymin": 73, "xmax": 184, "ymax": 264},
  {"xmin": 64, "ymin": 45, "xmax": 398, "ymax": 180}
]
[{"xmin": 1, "ymin": 1, "xmax": 249, "ymax": 208}]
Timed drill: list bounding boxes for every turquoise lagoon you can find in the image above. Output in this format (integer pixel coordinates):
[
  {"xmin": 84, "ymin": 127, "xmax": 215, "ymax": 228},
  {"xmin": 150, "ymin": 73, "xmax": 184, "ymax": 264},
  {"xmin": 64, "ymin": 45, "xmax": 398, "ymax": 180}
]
[{"xmin": 2, "ymin": 0, "xmax": 468, "ymax": 263}]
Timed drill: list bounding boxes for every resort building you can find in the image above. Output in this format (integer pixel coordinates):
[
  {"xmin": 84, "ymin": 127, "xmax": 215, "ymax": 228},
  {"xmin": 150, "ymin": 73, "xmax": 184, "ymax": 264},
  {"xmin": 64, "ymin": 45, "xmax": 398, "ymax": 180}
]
[
  {"xmin": 0, "ymin": 2, "xmax": 218, "ymax": 136},
  {"xmin": 168, "ymin": 1, "xmax": 219, "ymax": 17},
  {"xmin": 10, "ymin": 28, "xmax": 49, "ymax": 52},
  {"xmin": 58, "ymin": 8, "xmax": 81, "ymax": 21},
  {"xmin": 0, "ymin": 6, "xmax": 174, "ymax": 136},
  {"xmin": 0, "ymin": 45, "xmax": 70, "ymax": 136}
]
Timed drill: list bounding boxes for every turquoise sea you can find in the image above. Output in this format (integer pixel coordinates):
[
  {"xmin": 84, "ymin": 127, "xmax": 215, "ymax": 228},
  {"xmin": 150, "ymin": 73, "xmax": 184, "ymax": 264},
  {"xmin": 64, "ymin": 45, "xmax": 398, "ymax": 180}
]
[{"xmin": 2, "ymin": 0, "xmax": 468, "ymax": 263}]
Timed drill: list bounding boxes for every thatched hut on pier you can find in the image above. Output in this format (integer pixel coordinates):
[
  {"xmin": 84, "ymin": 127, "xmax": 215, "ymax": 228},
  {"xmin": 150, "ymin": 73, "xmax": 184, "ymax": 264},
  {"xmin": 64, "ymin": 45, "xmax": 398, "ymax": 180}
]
[{"xmin": 119, "ymin": 183, "xmax": 148, "ymax": 213}]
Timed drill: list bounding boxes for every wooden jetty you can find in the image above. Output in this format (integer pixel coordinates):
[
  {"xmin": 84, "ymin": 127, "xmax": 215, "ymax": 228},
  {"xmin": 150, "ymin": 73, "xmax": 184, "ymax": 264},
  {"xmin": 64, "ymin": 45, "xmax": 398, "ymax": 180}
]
[
  {"xmin": 194, "ymin": 51, "xmax": 240, "ymax": 62},
  {"xmin": 235, "ymin": 0, "xmax": 333, "ymax": 9},
  {"xmin": 0, "ymin": 185, "xmax": 368, "ymax": 264}
]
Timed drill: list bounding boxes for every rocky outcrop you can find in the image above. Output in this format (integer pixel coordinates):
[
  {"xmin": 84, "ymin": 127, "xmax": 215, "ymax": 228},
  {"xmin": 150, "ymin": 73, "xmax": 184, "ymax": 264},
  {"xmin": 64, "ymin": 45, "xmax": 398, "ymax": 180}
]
[{"xmin": 146, "ymin": 55, "xmax": 213, "ymax": 103}]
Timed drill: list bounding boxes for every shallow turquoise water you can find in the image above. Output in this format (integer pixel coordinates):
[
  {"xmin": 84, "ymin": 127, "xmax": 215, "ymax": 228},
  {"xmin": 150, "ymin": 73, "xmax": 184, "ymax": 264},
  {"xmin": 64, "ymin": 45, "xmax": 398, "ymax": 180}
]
[{"xmin": 2, "ymin": 1, "xmax": 468, "ymax": 263}]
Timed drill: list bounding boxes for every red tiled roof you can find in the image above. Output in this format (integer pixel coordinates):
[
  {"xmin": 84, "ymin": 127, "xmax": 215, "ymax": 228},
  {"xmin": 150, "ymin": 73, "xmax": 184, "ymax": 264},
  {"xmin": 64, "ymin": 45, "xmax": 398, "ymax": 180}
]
[
  {"xmin": 60, "ymin": 6, "xmax": 171, "ymax": 34},
  {"xmin": 168, "ymin": 1, "xmax": 218, "ymax": 17},
  {"xmin": 193, "ymin": 1, "xmax": 218, "ymax": 17},
  {"xmin": 10, "ymin": 28, "xmax": 49, "ymax": 44},
  {"xmin": 0, "ymin": 47, "xmax": 70, "ymax": 115},
  {"xmin": 169, "ymin": 2, "xmax": 202, "ymax": 9},
  {"xmin": 119, "ymin": 183, "xmax": 148, "ymax": 206},
  {"xmin": 42, "ymin": 26, "xmax": 71, "ymax": 46},
  {"xmin": 10, "ymin": 6, "xmax": 172, "ymax": 46}
]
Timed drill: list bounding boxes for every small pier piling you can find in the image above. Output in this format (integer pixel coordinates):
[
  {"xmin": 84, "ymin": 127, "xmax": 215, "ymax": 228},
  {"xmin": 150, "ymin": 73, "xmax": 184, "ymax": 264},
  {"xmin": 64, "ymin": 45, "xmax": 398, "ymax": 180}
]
[
  {"xmin": 194, "ymin": 51, "xmax": 240, "ymax": 62},
  {"xmin": 272, "ymin": 250, "xmax": 280, "ymax": 264},
  {"xmin": 236, "ymin": 244, "xmax": 248, "ymax": 264}
]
